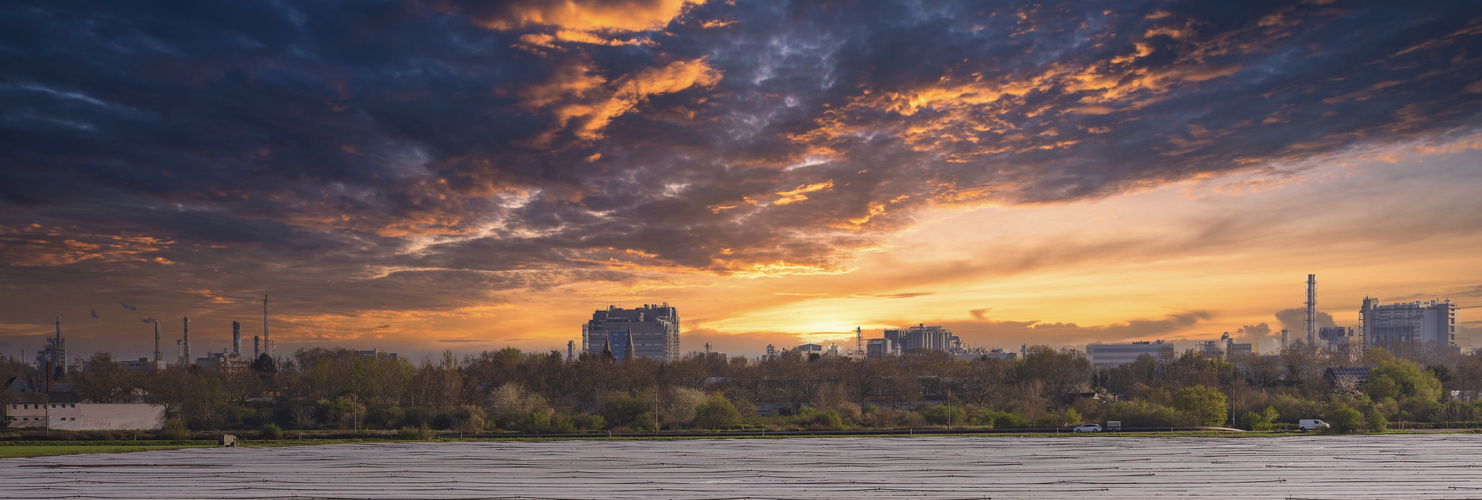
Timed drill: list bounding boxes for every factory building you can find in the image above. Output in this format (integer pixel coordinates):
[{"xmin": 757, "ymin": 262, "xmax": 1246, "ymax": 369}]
[
  {"xmin": 1318, "ymin": 326, "xmax": 1359, "ymax": 353},
  {"xmin": 34, "ymin": 317, "xmax": 68, "ymax": 374},
  {"xmin": 1086, "ymin": 340, "xmax": 1170, "ymax": 367},
  {"xmin": 581, "ymin": 303, "xmax": 680, "ymax": 362},
  {"xmin": 882, "ymin": 324, "xmax": 959, "ymax": 353},
  {"xmin": 1196, "ymin": 333, "xmax": 1258, "ymax": 358},
  {"xmin": 1361, "ymin": 298, "xmax": 1456, "ymax": 350},
  {"xmin": 865, "ymin": 338, "xmax": 894, "ymax": 358}
]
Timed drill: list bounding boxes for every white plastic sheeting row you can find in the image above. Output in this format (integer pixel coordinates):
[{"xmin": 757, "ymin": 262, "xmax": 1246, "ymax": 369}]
[{"xmin": 3, "ymin": 434, "xmax": 1481, "ymax": 499}]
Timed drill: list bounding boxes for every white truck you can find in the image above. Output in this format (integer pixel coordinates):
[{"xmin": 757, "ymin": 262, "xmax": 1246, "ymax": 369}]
[{"xmin": 1298, "ymin": 419, "xmax": 1329, "ymax": 431}]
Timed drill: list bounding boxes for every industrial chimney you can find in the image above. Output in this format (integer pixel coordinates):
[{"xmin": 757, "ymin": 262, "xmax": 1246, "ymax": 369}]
[
  {"xmin": 1305, "ymin": 274, "xmax": 1317, "ymax": 345},
  {"xmin": 263, "ymin": 295, "xmax": 270, "ymax": 357},
  {"xmin": 232, "ymin": 321, "xmax": 242, "ymax": 357},
  {"xmin": 153, "ymin": 320, "xmax": 161, "ymax": 365},
  {"xmin": 254, "ymin": 335, "xmax": 260, "ymax": 358},
  {"xmin": 54, "ymin": 316, "xmax": 66, "ymax": 374},
  {"xmin": 182, "ymin": 317, "xmax": 191, "ymax": 366}
]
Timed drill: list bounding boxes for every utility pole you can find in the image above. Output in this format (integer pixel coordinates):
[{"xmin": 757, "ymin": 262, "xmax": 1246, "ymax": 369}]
[{"xmin": 946, "ymin": 387, "xmax": 952, "ymax": 428}]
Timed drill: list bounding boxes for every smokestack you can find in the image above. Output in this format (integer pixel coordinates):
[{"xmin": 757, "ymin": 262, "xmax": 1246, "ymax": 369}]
[
  {"xmin": 254, "ymin": 335, "xmax": 260, "ymax": 358},
  {"xmin": 182, "ymin": 317, "xmax": 191, "ymax": 366},
  {"xmin": 55, "ymin": 316, "xmax": 65, "ymax": 374},
  {"xmin": 263, "ymin": 295, "xmax": 270, "ymax": 358},
  {"xmin": 232, "ymin": 321, "xmax": 242, "ymax": 356},
  {"xmin": 567, "ymin": 340, "xmax": 574, "ymax": 361},
  {"xmin": 45, "ymin": 360, "xmax": 53, "ymax": 393},
  {"xmin": 153, "ymin": 321, "xmax": 161, "ymax": 364},
  {"xmin": 1305, "ymin": 274, "xmax": 1317, "ymax": 345}
]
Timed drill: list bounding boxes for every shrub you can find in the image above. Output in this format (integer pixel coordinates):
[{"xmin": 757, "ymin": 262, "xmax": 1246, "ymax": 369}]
[
  {"xmin": 1171, "ymin": 385, "xmax": 1228, "ymax": 427},
  {"xmin": 551, "ymin": 414, "xmax": 578, "ymax": 433},
  {"xmin": 159, "ymin": 418, "xmax": 190, "ymax": 440},
  {"xmin": 521, "ymin": 410, "xmax": 552, "ymax": 433},
  {"xmin": 695, "ymin": 393, "xmax": 741, "ymax": 429},
  {"xmin": 1327, "ymin": 406, "xmax": 1363, "ymax": 434},
  {"xmin": 812, "ymin": 409, "xmax": 844, "ymax": 430},
  {"xmin": 396, "ymin": 425, "xmax": 433, "ymax": 440},
  {"xmin": 993, "ymin": 412, "xmax": 1030, "ymax": 429},
  {"xmin": 261, "ymin": 423, "xmax": 283, "ymax": 440},
  {"xmin": 664, "ymin": 387, "xmax": 707, "ymax": 426},
  {"xmin": 921, "ymin": 404, "xmax": 968, "ymax": 426},
  {"xmin": 1238, "ymin": 412, "xmax": 1269, "ymax": 431},
  {"xmin": 570, "ymin": 413, "xmax": 606, "ymax": 431},
  {"xmin": 1364, "ymin": 411, "xmax": 1388, "ymax": 433},
  {"xmin": 1238, "ymin": 406, "xmax": 1280, "ymax": 431}
]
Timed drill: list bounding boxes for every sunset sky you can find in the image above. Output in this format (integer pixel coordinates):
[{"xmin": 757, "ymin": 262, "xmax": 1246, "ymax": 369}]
[{"xmin": 3, "ymin": 0, "xmax": 1481, "ymax": 362}]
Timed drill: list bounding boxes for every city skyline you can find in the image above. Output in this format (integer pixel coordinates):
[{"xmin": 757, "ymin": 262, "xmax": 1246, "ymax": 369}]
[{"xmin": 3, "ymin": 1, "xmax": 1481, "ymax": 360}]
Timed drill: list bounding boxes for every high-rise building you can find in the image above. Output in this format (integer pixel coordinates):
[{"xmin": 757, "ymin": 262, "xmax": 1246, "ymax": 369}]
[
  {"xmin": 1361, "ymin": 297, "xmax": 1456, "ymax": 350},
  {"xmin": 882, "ymin": 324, "xmax": 958, "ymax": 353},
  {"xmin": 581, "ymin": 303, "xmax": 679, "ymax": 362}
]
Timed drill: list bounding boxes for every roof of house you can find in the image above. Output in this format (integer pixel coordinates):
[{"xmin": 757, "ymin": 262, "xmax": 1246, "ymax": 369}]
[
  {"xmin": 9, "ymin": 392, "xmax": 85, "ymax": 404},
  {"xmin": 1324, "ymin": 367, "xmax": 1372, "ymax": 383}
]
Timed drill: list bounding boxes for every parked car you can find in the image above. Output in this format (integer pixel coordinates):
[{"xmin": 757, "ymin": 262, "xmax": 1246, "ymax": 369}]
[
  {"xmin": 1298, "ymin": 419, "xmax": 1329, "ymax": 431},
  {"xmin": 1072, "ymin": 424, "xmax": 1102, "ymax": 433}
]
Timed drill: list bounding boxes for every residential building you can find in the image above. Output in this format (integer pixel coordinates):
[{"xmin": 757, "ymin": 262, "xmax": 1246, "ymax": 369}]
[{"xmin": 581, "ymin": 303, "xmax": 680, "ymax": 362}]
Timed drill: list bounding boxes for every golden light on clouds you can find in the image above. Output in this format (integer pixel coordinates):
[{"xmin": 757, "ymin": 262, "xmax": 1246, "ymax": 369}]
[{"xmin": 4, "ymin": 1, "xmax": 1481, "ymax": 361}]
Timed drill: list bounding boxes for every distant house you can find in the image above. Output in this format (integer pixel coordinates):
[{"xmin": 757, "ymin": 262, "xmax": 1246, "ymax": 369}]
[{"xmin": 1324, "ymin": 367, "xmax": 1372, "ymax": 387}]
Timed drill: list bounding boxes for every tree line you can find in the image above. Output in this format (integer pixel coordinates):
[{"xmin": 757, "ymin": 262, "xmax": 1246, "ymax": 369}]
[{"xmin": 3, "ymin": 340, "xmax": 1480, "ymax": 435}]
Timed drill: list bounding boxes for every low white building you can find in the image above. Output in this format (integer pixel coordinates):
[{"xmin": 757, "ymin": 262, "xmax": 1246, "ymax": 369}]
[
  {"xmin": 6, "ymin": 396, "xmax": 164, "ymax": 431},
  {"xmin": 4, "ymin": 378, "xmax": 165, "ymax": 431}
]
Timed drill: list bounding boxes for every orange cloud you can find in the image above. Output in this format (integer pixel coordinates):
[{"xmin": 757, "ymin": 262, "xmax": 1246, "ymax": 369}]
[
  {"xmin": 521, "ymin": 57, "xmax": 722, "ymax": 145},
  {"xmin": 0, "ymin": 225, "xmax": 174, "ymax": 267},
  {"xmin": 773, "ymin": 180, "xmax": 834, "ymax": 205},
  {"xmin": 469, "ymin": 0, "xmax": 702, "ymax": 32}
]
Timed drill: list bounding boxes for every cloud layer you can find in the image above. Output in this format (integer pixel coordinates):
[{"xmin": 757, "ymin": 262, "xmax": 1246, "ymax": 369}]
[{"xmin": 2, "ymin": 1, "xmax": 1480, "ymax": 354}]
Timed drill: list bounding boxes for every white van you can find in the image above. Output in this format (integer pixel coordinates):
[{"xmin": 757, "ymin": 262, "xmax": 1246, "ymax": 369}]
[{"xmin": 1298, "ymin": 419, "xmax": 1329, "ymax": 431}]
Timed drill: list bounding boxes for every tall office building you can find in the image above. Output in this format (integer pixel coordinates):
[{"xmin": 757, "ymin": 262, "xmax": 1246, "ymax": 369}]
[
  {"xmin": 581, "ymin": 303, "xmax": 680, "ymax": 362},
  {"xmin": 1361, "ymin": 297, "xmax": 1456, "ymax": 350}
]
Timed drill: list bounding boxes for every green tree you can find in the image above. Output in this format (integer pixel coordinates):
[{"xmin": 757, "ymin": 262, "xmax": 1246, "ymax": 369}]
[
  {"xmin": 1363, "ymin": 360, "xmax": 1441, "ymax": 402},
  {"xmin": 1171, "ymin": 385, "xmax": 1228, "ymax": 427},
  {"xmin": 1328, "ymin": 406, "xmax": 1362, "ymax": 434},
  {"xmin": 694, "ymin": 393, "xmax": 741, "ymax": 429},
  {"xmin": 1364, "ymin": 410, "xmax": 1388, "ymax": 433}
]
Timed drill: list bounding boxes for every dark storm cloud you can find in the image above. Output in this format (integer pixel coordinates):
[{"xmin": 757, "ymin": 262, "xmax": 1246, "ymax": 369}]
[{"xmin": 2, "ymin": 0, "xmax": 1481, "ymax": 323}]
